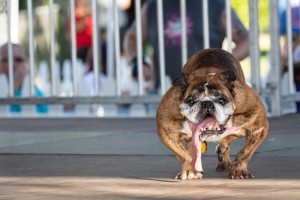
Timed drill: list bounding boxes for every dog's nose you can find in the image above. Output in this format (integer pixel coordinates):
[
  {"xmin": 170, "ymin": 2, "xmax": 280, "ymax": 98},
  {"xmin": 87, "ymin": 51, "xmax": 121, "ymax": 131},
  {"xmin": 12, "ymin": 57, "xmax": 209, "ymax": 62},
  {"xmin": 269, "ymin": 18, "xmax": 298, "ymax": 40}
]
[{"xmin": 201, "ymin": 101, "xmax": 215, "ymax": 111}]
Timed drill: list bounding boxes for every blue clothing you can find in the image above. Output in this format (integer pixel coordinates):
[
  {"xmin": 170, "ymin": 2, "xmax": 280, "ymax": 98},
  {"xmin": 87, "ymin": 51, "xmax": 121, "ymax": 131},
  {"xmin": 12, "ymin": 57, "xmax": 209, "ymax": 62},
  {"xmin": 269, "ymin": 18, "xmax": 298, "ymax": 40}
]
[
  {"xmin": 10, "ymin": 87, "xmax": 48, "ymax": 113},
  {"xmin": 280, "ymin": 6, "xmax": 300, "ymax": 34}
]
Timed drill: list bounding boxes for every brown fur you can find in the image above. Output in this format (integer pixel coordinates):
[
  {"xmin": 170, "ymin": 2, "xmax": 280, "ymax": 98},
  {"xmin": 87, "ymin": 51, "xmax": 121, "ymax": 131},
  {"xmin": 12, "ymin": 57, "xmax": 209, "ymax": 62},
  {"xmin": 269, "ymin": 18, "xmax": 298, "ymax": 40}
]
[{"xmin": 156, "ymin": 48, "xmax": 269, "ymax": 179}]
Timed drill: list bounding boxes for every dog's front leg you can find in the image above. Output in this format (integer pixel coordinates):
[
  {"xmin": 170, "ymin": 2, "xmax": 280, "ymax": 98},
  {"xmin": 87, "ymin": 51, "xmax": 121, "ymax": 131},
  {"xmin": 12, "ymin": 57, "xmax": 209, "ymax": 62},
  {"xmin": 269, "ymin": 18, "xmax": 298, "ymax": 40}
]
[
  {"xmin": 229, "ymin": 126, "xmax": 268, "ymax": 179},
  {"xmin": 175, "ymin": 138, "xmax": 203, "ymax": 180},
  {"xmin": 157, "ymin": 117, "xmax": 203, "ymax": 180},
  {"xmin": 216, "ymin": 135, "xmax": 239, "ymax": 171},
  {"xmin": 164, "ymin": 135, "xmax": 202, "ymax": 180}
]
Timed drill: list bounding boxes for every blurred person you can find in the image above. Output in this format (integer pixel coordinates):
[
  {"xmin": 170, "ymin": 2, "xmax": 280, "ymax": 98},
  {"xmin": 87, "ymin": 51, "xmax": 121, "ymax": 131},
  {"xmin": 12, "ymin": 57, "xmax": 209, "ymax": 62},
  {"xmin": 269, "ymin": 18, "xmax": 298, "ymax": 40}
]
[
  {"xmin": 130, "ymin": 56, "xmax": 154, "ymax": 93},
  {"xmin": 0, "ymin": 43, "xmax": 48, "ymax": 113},
  {"xmin": 117, "ymin": 55, "xmax": 154, "ymax": 115},
  {"xmin": 83, "ymin": 47, "xmax": 107, "ymax": 96},
  {"xmin": 67, "ymin": 0, "xmax": 93, "ymax": 62},
  {"xmin": 123, "ymin": 0, "xmax": 249, "ymax": 90},
  {"xmin": 281, "ymin": 34, "xmax": 300, "ymax": 112}
]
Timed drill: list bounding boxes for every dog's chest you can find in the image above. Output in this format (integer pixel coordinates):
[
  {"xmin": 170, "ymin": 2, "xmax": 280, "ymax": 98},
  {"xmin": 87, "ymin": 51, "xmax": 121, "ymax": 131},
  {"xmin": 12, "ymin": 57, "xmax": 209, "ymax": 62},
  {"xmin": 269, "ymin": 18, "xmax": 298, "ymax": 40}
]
[{"xmin": 180, "ymin": 120, "xmax": 193, "ymax": 137}]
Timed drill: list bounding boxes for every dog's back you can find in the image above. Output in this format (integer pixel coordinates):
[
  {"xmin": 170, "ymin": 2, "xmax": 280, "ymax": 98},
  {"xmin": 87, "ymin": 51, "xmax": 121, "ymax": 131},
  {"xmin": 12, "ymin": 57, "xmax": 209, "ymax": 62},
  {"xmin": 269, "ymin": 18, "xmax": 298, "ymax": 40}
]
[{"xmin": 181, "ymin": 48, "xmax": 245, "ymax": 83}]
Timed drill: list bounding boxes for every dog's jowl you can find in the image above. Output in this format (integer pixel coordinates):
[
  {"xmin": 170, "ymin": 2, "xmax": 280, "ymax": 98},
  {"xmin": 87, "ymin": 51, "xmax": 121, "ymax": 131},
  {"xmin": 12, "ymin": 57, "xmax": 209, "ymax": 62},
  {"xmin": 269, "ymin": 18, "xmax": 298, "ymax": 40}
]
[{"xmin": 156, "ymin": 48, "xmax": 269, "ymax": 180}]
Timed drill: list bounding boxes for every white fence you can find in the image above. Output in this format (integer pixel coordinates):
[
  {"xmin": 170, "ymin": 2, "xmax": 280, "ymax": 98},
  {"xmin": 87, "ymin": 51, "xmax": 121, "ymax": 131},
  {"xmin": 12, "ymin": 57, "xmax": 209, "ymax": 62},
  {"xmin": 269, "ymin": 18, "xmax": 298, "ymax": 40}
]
[
  {"xmin": 0, "ymin": 56, "xmax": 172, "ymax": 117},
  {"xmin": 0, "ymin": 0, "xmax": 300, "ymax": 117}
]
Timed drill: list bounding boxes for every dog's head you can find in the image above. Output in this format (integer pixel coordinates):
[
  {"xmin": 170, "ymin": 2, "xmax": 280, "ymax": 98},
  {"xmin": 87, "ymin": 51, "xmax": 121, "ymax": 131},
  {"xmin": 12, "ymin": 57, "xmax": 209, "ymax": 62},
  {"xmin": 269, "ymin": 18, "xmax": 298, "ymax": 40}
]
[{"xmin": 173, "ymin": 67, "xmax": 237, "ymax": 126}]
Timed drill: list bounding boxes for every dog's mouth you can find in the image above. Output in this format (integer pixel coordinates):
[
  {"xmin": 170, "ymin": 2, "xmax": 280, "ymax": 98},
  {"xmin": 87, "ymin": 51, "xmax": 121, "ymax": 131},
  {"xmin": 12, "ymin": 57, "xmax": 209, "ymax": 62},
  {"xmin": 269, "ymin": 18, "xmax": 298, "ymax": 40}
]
[
  {"xmin": 190, "ymin": 113, "xmax": 231, "ymax": 141},
  {"xmin": 194, "ymin": 113, "xmax": 231, "ymax": 137},
  {"xmin": 190, "ymin": 114, "xmax": 232, "ymax": 171}
]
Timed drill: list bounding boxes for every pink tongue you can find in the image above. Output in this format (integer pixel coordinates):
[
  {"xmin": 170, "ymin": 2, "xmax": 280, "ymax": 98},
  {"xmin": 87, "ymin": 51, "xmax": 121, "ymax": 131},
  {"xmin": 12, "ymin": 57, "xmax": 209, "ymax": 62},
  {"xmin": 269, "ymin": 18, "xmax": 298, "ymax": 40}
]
[{"xmin": 190, "ymin": 117, "xmax": 217, "ymax": 172}]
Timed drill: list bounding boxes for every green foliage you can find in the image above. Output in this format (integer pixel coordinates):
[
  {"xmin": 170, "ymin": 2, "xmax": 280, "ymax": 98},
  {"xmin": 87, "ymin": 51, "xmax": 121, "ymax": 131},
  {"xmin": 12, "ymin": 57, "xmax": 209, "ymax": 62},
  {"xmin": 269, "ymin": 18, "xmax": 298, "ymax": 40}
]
[
  {"xmin": 231, "ymin": 0, "xmax": 269, "ymax": 32},
  {"xmin": 231, "ymin": 0, "xmax": 249, "ymax": 28},
  {"xmin": 55, "ymin": 3, "xmax": 71, "ymax": 70},
  {"xmin": 19, "ymin": 0, "xmax": 49, "ymax": 10},
  {"xmin": 20, "ymin": 1, "xmax": 71, "ymax": 77},
  {"xmin": 258, "ymin": 0, "xmax": 269, "ymax": 32},
  {"xmin": 20, "ymin": 5, "xmax": 50, "ymax": 69}
]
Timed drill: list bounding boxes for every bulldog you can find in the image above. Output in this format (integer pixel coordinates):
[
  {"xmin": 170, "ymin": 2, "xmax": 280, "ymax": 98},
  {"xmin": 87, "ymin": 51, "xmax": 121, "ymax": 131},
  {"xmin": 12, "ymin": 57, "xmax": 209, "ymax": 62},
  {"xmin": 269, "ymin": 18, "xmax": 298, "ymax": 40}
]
[{"xmin": 156, "ymin": 48, "xmax": 269, "ymax": 180}]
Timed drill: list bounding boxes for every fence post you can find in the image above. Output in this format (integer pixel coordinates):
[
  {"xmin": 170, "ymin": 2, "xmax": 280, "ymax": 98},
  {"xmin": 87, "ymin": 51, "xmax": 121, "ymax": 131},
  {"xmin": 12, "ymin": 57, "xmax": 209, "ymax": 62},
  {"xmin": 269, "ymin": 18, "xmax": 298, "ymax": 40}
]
[
  {"xmin": 180, "ymin": 0, "xmax": 187, "ymax": 66},
  {"xmin": 27, "ymin": 0, "xmax": 35, "ymax": 97},
  {"xmin": 269, "ymin": 0, "xmax": 282, "ymax": 116},
  {"xmin": 249, "ymin": 0, "xmax": 261, "ymax": 94},
  {"xmin": 157, "ymin": 0, "xmax": 166, "ymax": 94}
]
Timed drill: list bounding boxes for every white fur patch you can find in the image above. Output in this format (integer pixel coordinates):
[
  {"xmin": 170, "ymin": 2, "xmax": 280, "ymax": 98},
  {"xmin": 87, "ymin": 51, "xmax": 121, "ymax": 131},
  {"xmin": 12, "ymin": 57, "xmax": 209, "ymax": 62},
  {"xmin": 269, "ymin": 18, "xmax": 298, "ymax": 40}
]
[
  {"xmin": 214, "ymin": 103, "xmax": 234, "ymax": 124},
  {"xmin": 179, "ymin": 103, "xmax": 201, "ymax": 124},
  {"xmin": 253, "ymin": 127, "xmax": 264, "ymax": 135},
  {"xmin": 207, "ymin": 73, "xmax": 217, "ymax": 76},
  {"xmin": 180, "ymin": 120, "xmax": 192, "ymax": 137}
]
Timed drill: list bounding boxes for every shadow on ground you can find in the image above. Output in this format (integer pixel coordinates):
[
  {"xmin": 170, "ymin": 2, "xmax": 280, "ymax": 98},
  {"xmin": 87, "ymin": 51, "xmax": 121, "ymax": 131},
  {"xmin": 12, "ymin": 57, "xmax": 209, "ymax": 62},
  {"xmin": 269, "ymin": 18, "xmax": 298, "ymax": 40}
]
[{"xmin": 0, "ymin": 154, "xmax": 299, "ymax": 180}]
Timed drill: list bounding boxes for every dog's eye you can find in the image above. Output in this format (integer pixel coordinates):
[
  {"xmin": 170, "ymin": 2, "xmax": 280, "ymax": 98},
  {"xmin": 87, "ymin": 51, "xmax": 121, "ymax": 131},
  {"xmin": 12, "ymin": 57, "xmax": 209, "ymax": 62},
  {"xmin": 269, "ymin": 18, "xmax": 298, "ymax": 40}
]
[
  {"xmin": 186, "ymin": 98, "xmax": 197, "ymax": 106},
  {"xmin": 198, "ymin": 85, "xmax": 205, "ymax": 93},
  {"xmin": 218, "ymin": 98, "xmax": 227, "ymax": 106}
]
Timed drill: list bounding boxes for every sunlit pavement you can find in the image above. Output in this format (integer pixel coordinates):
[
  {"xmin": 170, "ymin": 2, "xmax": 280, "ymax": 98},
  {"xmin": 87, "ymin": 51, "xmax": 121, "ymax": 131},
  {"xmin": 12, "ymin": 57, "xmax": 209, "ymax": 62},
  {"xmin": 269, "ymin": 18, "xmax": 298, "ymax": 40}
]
[{"xmin": 0, "ymin": 114, "xmax": 299, "ymax": 199}]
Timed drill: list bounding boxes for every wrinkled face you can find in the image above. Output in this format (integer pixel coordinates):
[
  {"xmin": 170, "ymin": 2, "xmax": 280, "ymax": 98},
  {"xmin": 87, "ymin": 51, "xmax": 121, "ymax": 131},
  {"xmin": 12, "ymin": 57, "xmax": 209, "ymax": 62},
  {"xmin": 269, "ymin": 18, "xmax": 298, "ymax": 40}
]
[{"xmin": 179, "ymin": 81, "xmax": 235, "ymax": 125}]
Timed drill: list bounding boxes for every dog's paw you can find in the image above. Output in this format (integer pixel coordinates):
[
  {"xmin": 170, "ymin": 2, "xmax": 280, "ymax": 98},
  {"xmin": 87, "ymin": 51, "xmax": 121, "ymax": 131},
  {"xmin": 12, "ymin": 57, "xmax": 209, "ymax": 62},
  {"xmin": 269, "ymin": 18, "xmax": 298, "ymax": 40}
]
[
  {"xmin": 216, "ymin": 161, "xmax": 231, "ymax": 171},
  {"xmin": 228, "ymin": 162, "xmax": 254, "ymax": 179},
  {"xmin": 175, "ymin": 170, "xmax": 203, "ymax": 180}
]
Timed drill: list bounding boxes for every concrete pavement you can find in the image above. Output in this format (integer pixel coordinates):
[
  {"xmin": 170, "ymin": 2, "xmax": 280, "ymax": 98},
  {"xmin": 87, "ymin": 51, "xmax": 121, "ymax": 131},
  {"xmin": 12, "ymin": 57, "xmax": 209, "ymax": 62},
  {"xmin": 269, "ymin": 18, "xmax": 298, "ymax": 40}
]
[{"xmin": 0, "ymin": 114, "xmax": 300, "ymax": 199}]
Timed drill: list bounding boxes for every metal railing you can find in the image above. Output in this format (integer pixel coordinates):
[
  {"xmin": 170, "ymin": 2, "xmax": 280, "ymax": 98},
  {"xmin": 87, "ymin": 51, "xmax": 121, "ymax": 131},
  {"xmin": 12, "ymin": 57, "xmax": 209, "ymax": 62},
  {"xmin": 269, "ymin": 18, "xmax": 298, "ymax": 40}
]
[{"xmin": 0, "ymin": 0, "xmax": 299, "ymax": 117}]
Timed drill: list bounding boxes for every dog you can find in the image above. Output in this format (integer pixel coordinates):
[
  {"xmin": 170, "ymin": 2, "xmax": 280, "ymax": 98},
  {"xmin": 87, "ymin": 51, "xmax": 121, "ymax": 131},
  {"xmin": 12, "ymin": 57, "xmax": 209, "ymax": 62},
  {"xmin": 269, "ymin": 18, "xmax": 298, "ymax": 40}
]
[{"xmin": 156, "ymin": 48, "xmax": 269, "ymax": 180}]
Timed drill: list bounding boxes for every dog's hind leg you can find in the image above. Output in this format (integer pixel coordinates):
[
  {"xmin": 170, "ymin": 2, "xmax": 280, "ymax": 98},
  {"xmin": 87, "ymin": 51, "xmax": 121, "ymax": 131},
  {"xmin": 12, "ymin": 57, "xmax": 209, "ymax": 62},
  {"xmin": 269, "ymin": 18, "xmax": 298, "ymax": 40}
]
[{"xmin": 229, "ymin": 126, "xmax": 268, "ymax": 179}]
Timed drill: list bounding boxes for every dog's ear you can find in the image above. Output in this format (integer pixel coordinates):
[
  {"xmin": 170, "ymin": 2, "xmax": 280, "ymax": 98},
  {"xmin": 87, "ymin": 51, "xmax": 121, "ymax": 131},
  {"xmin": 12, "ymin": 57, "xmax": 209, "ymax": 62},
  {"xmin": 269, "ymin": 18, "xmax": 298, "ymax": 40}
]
[
  {"xmin": 172, "ymin": 73, "xmax": 189, "ymax": 91},
  {"xmin": 219, "ymin": 70, "xmax": 237, "ymax": 82},
  {"xmin": 219, "ymin": 70, "xmax": 236, "ymax": 95}
]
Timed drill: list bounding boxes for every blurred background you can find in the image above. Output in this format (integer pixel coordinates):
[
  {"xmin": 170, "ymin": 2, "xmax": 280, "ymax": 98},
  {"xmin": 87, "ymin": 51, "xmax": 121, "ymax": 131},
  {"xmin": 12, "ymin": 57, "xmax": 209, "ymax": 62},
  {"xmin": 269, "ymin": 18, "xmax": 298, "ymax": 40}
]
[{"xmin": 0, "ymin": 0, "xmax": 299, "ymax": 117}]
